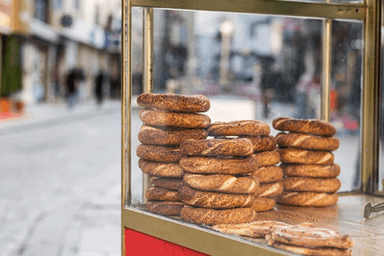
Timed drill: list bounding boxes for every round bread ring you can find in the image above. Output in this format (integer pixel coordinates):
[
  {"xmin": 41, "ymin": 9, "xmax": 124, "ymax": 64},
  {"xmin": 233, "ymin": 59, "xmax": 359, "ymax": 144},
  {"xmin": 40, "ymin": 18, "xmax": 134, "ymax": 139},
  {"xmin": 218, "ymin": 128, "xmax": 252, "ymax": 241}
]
[
  {"xmin": 177, "ymin": 185, "xmax": 254, "ymax": 209},
  {"xmin": 207, "ymin": 120, "xmax": 270, "ymax": 136},
  {"xmin": 255, "ymin": 181, "xmax": 284, "ymax": 198},
  {"xmin": 138, "ymin": 125, "xmax": 207, "ymax": 146},
  {"xmin": 146, "ymin": 187, "xmax": 181, "ymax": 201},
  {"xmin": 239, "ymin": 135, "xmax": 276, "ymax": 152},
  {"xmin": 180, "ymin": 206, "xmax": 258, "ymax": 225},
  {"xmin": 149, "ymin": 177, "xmax": 184, "ymax": 191},
  {"xmin": 268, "ymin": 241, "xmax": 351, "ymax": 256},
  {"xmin": 276, "ymin": 132, "xmax": 339, "ymax": 151},
  {"xmin": 269, "ymin": 226, "xmax": 354, "ymax": 250},
  {"xmin": 139, "ymin": 109, "xmax": 210, "ymax": 128},
  {"xmin": 253, "ymin": 150, "xmax": 281, "ymax": 167},
  {"xmin": 213, "ymin": 221, "xmax": 313, "ymax": 238},
  {"xmin": 252, "ymin": 166, "xmax": 283, "ymax": 183},
  {"xmin": 146, "ymin": 201, "xmax": 184, "ymax": 216},
  {"xmin": 281, "ymin": 164, "xmax": 340, "ymax": 178},
  {"xmin": 138, "ymin": 159, "xmax": 184, "ymax": 177},
  {"xmin": 272, "ymin": 117, "xmax": 336, "ymax": 137},
  {"xmin": 278, "ymin": 148, "xmax": 334, "ymax": 165},
  {"xmin": 276, "ymin": 191, "xmax": 338, "ymax": 207},
  {"xmin": 137, "ymin": 93, "xmax": 210, "ymax": 113},
  {"xmin": 183, "ymin": 173, "xmax": 259, "ymax": 194},
  {"xmin": 179, "ymin": 155, "xmax": 258, "ymax": 175},
  {"xmin": 136, "ymin": 144, "xmax": 182, "ymax": 163},
  {"xmin": 180, "ymin": 138, "xmax": 253, "ymax": 157},
  {"xmin": 283, "ymin": 177, "xmax": 341, "ymax": 193},
  {"xmin": 249, "ymin": 198, "xmax": 276, "ymax": 212}
]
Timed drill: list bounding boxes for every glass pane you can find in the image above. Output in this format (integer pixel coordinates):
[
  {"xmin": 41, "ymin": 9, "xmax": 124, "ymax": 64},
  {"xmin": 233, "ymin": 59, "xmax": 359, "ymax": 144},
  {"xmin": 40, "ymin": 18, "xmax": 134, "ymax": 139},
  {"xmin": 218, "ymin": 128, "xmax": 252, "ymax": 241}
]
[
  {"xmin": 131, "ymin": 7, "xmax": 144, "ymax": 203},
  {"xmin": 380, "ymin": 2, "xmax": 384, "ymax": 193},
  {"xmin": 128, "ymin": 8, "xmax": 363, "ymax": 206},
  {"xmin": 330, "ymin": 21, "xmax": 363, "ymax": 191}
]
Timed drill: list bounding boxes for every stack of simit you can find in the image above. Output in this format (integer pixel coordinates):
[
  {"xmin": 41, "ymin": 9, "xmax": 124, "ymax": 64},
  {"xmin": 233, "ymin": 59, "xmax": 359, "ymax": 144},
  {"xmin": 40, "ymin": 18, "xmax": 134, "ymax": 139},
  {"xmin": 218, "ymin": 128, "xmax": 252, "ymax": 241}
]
[
  {"xmin": 136, "ymin": 93, "xmax": 211, "ymax": 216},
  {"xmin": 241, "ymin": 131, "xmax": 283, "ymax": 212},
  {"xmin": 272, "ymin": 117, "xmax": 341, "ymax": 207},
  {"xmin": 177, "ymin": 121, "xmax": 265, "ymax": 225}
]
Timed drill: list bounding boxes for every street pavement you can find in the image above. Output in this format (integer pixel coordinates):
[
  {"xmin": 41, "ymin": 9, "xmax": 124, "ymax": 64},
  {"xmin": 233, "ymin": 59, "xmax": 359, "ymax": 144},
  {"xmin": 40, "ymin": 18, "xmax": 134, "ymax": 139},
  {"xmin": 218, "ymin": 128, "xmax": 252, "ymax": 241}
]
[
  {"xmin": 0, "ymin": 97, "xmax": 362, "ymax": 256},
  {"xmin": 1, "ymin": 100, "xmax": 122, "ymax": 256}
]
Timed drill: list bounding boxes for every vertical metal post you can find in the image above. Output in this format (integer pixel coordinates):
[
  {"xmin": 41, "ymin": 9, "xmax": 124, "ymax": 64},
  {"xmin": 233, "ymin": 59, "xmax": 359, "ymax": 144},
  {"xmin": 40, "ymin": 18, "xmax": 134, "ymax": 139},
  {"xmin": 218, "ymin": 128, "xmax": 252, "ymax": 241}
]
[
  {"xmin": 362, "ymin": 0, "xmax": 381, "ymax": 194},
  {"xmin": 0, "ymin": 35, "xmax": 2, "ymax": 95},
  {"xmin": 321, "ymin": 19, "xmax": 332, "ymax": 122},
  {"xmin": 142, "ymin": 8, "xmax": 154, "ymax": 203},
  {"xmin": 121, "ymin": 0, "xmax": 131, "ymax": 255}
]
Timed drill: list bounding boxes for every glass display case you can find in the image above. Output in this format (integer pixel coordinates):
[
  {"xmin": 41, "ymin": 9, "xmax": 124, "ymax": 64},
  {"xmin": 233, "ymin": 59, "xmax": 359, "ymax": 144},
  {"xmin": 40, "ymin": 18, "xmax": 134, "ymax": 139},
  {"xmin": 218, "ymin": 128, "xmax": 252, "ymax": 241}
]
[{"xmin": 122, "ymin": 0, "xmax": 383, "ymax": 255}]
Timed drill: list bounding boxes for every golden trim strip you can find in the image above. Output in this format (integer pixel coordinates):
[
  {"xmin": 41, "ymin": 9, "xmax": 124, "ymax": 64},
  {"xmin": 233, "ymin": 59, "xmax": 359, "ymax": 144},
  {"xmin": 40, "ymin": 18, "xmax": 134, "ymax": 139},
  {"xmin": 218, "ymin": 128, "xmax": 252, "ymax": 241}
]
[
  {"xmin": 143, "ymin": 8, "xmax": 154, "ymax": 93},
  {"xmin": 142, "ymin": 8, "xmax": 154, "ymax": 203},
  {"xmin": 362, "ymin": 0, "xmax": 381, "ymax": 193},
  {"xmin": 132, "ymin": 0, "xmax": 366, "ymax": 20},
  {"xmin": 122, "ymin": 207, "xmax": 285, "ymax": 256},
  {"xmin": 321, "ymin": 19, "xmax": 332, "ymax": 122},
  {"xmin": 121, "ymin": 0, "xmax": 131, "ymax": 255}
]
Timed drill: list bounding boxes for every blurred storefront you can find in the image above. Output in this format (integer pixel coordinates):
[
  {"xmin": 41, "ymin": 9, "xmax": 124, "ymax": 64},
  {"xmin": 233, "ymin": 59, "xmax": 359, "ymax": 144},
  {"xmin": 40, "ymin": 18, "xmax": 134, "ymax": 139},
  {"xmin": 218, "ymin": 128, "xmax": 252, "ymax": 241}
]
[
  {"xmin": 0, "ymin": 0, "xmax": 14, "ymax": 105},
  {"xmin": 0, "ymin": 0, "xmax": 121, "ymax": 107}
]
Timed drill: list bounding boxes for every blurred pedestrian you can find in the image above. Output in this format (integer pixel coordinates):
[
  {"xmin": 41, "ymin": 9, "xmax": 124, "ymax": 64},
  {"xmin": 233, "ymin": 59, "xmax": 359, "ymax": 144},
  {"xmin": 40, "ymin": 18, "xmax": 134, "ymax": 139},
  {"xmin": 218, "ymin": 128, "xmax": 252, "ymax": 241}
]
[
  {"xmin": 294, "ymin": 72, "xmax": 312, "ymax": 119},
  {"xmin": 110, "ymin": 77, "xmax": 120, "ymax": 99},
  {"xmin": 95, "ymin": 72, "xmax": 104, "ymax": 105},
  {"xmin": 260, "ymin": 56, "xmax": 275, "ymax": 118},
  {"xmin": 66, "ymin": 69, "xmax": 77, "ymax": 109}
]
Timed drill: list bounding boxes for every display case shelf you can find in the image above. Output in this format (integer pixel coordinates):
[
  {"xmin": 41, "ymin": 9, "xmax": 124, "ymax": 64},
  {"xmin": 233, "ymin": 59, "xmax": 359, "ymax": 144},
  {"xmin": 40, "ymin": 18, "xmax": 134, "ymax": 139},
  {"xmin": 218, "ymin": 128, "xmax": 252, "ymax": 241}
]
[
  {"xmin": 122, "ymin": 0, "xmax": 383, "ymax": 254},
  {"xmin": 123, "ymin": 194, "xmax": 384, "ymax": 256}
]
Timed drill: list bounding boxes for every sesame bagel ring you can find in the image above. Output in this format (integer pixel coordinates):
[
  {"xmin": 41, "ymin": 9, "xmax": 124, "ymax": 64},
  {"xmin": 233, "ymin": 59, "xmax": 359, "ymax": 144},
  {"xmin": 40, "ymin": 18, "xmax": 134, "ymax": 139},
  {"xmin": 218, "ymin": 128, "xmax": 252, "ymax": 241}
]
[
  {"xmin": 255, "ymin": 181, "xmax": 284, "ymax": 198},
  {"xmin": 137, "ymin": 93, "xmax": 210, "ymax": 113},
  {"xmin": 208, "ymin": 120, "xmax": 270, "ymax": 136},
  {"xmin": 177, "ymin": 185, "xmax": 254, "ymax": 209},
  {"xmin": 138, "ymin": 159, "xmax": 184, "ymax": 177},
  {"xmin": 277, "ymin": 191, "xmax": 339, "ymax": 207},
  {"xmin": 179, "ymin": 155, "xmax": 258, "ymax": 175},
  {"xmin": 146, "ymin": 187, "xmax": 181, "ymax": 202},
  {"xmin": 149, "ymin": 177, "xmax": 184, "ymax": 191},
  {"xmin": 276, "ymin": 132, "xmax": 339, "ymax": 151},
  {"xmin": 281, "ymin": 164, "xmax": 340, "ymax": 178},
  {"xmin": 278, "ymin": 148, "xmax": 334, "ymax": 165},
  {"xmin": 240, "ymin": 135, "xmax": 277, "ymax": 152},
  {"xmin": 272, "ymin": 117, "xmax": 336, "ymax": 137},
  {"xmin": 137, "ymin": 144, "xmax": 182, "ymax": 163},
  {"xmin": 180, "ymin": 138, "xmax": 253, "ymax": 157},
  {"xmin": 139, "ymin": 109, "xmax": 211, "ymax": 128},
  {"xmin": 180, "ymin": 206, "xmax": 258, "ymax": 225},
  {"xmin": 253, "ymin": 150, "xmax": 281, "ymax": 167},
  {"xmin": 252, "ymin": 166, "xmax": 283, "ymax": 183},
  {"xmin": 283, "ymin": 177, "xmax": 341, "ymax": 193},
  {"xmin": 146, "ymin": 201, "xmax": 184, "ymax": 216},
  {"xmin": 183, "ymin": 173, "xmax": 259, "ymax": 194},
  {"xmin": 138, "ymin": 125, "xmax": 207, "ymax": 146},
  {"xmin": 249, "ymin": 198, "xmax": 276, "ymax": 212}
]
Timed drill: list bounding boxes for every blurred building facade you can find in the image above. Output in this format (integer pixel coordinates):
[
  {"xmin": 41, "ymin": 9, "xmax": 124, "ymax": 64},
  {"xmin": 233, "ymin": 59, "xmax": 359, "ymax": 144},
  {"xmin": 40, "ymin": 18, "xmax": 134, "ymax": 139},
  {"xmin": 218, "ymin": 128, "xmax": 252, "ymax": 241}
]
[{"xmin": 0, "ymin": 0, "xmax": 121, "ymax": 105}]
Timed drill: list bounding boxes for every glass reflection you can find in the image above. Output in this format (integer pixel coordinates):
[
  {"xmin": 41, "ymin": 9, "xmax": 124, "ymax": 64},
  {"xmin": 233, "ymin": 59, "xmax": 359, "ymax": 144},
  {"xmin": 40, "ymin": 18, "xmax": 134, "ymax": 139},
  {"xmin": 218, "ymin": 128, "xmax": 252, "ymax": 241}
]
[{"xmin": 130, "ymin": 8, "xmax": 363, "ymax": 204}]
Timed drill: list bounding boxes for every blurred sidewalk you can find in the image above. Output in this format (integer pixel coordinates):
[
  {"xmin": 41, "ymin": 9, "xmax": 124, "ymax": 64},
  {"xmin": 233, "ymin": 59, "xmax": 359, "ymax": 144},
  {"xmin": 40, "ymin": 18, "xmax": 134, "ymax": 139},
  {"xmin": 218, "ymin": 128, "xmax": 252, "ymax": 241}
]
[
  {"xmin": 68, "ymin": 184, "xmax": 121, "ymax": 256},
  {"xmin": 1, "ymin": 99, "xmax": 123, "ymax": 256},
  {"xmin": 0, "ymin": 100, "xmax": 122, "ymax": 134}
]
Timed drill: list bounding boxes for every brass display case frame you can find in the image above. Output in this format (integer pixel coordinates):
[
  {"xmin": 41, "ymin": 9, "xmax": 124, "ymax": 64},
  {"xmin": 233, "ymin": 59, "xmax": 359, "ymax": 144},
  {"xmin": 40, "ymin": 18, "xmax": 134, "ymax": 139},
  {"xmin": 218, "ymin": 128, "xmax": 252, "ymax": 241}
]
[{"xmin": 122, "ymin": 0, "xmax": 382, "ymax": 255}]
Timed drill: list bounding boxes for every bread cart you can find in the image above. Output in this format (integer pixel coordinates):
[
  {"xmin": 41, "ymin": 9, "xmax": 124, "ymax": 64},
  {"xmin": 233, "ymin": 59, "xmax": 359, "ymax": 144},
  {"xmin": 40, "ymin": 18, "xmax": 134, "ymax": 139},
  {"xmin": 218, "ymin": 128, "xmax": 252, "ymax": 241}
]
[{"xmin": 122, "ymin": 0, "xmax": 384, "ymax": 255}]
